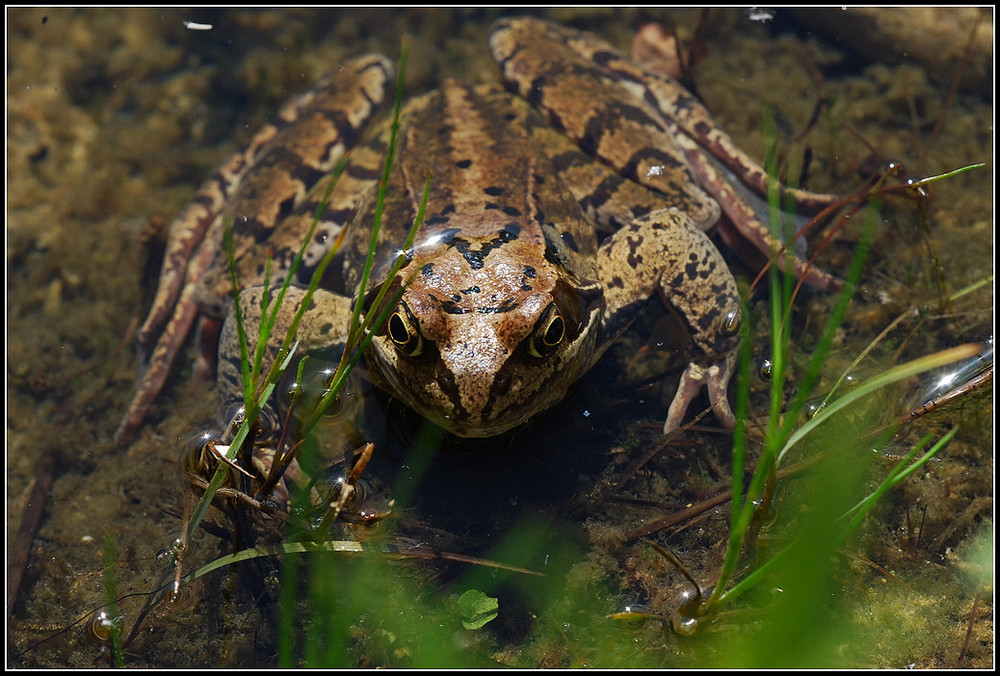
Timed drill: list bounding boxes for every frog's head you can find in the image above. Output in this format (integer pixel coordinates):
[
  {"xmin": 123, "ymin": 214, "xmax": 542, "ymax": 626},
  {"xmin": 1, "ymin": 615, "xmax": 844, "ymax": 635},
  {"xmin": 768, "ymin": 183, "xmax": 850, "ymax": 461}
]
[{"xmin": 363, "ymin": 263, "xmax": 602, "ymax": 438}]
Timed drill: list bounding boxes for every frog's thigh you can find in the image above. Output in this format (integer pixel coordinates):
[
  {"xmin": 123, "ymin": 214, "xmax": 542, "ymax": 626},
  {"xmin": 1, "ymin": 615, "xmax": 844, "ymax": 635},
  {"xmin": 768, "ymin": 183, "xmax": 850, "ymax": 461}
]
[
  {"xmin": 597, "ymin": 207, "xmax": 740, "ymax": 358},
  {"xmin": 217, "ymin": 286, "xmax": 354, "ymax": 408}
]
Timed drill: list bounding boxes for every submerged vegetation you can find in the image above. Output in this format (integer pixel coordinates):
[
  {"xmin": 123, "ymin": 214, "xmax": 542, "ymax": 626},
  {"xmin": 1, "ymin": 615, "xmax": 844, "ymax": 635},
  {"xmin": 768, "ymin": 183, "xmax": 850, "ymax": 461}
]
[
  {"xmin": 7, "ymin": 8, "xmax": 991, "ymax": 669},
  {"xmin": 107, "ymin": 69, "xmax": 988, "ymax": 671}
]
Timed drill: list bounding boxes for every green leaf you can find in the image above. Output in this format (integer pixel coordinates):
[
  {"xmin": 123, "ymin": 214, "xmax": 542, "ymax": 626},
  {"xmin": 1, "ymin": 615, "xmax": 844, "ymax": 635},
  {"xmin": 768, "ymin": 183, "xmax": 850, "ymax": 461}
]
[{"xmin": 456, "ymin": 589, "xmax": 498, "ymax": 630}]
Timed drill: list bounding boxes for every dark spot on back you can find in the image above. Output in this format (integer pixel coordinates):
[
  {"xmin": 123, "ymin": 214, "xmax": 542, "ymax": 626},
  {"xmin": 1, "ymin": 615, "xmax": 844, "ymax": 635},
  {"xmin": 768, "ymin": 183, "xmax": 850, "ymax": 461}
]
[
  {"xmin": 440, "ymin": 299, "xmax": 470, "ymax": 314},
  {"xmin": 449, "ymin": 228, "xmax": 520, "ymax": 270},
  {"xmin": 500, "ymin": 224, "xmax": 520, "ymax": 240},
  {"xmin": 478, "ymin": 297, "xmax": 519, "ymax": 314}
]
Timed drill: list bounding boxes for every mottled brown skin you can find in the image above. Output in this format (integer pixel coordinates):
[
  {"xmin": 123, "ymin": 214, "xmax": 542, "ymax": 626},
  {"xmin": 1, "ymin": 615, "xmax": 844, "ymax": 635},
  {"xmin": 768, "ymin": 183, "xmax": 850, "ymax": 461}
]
[
  {"xmin": 351, "ymin": 82, "xmax": 606, "ymax": 436},
  {"xmin": 120, "ymin": 17, "xmax": 838, "ymax": 443},
  {"xmin": 223, "ymin": 77, "xmax": 741, "ymax": 438},
  {"xmin": 116, "ymin": 55, "xmax": 394, "ymax": 444},
  {"xmin": 489, "ymin": 18, "xmax": 841, "ymax": 291}
]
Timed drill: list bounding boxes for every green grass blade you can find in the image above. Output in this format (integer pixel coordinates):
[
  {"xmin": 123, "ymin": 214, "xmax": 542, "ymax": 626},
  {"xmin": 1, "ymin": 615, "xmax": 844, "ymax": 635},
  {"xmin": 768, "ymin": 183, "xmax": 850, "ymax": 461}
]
[
  {"xmin": 102, "ymin": 536, "xmax": 125, "ymax": 667},
  {"xmin": 302, "ymin": 173, "xmax": 429, "ymax": 438},
  {"xmin": 185, "ymin": 339, "xmax": 299, "ymax": 542},
  {"xmin": 224, "ymin": 222, "xmax": 254, "ymax": 406},
  {"xmin": 836, "ymin": 427, "xmax": 956, "ymax": 546},
  {"xmin": 777, "ymin": 344, "xmax": 980, "ymax": 465},
  {"xmin": 346, "ymin": 40, "xmax": 409, "ymax": 350},
  {"xmin": 777, "ymin": 203, "xmax": 878, "ymax": 441},
  {"xmin": 257, "ymin": 161, "xmax": 350, "ymax": 395}
]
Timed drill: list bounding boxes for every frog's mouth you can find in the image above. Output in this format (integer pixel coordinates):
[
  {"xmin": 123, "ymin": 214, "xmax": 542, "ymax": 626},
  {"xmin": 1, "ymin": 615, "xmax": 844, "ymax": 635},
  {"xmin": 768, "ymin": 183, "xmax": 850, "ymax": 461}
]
[
  {"xmin": 365, "ymin": 334, "xmax": 579, "ymax": 440},
  {"xmin": 420, "ymin": 401, "xmax": 539, "ymax": 439}
]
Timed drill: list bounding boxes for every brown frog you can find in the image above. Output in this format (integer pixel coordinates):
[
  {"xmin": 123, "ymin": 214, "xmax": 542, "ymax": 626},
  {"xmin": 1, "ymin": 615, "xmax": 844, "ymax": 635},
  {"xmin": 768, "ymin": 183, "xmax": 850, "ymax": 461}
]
[{"xmin": 116, "ymin": 17, "xmax": 839, "ymax": 444}]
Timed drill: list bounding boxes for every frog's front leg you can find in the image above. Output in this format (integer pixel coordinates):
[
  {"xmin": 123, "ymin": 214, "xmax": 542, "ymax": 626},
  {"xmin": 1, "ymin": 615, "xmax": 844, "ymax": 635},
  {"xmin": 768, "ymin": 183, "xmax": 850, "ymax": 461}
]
[
  {"xmin": 597, "ymin": 207, "xmax": 741, "ymax": 433},
  {"xmin": 217, "ymin": 285, "xmax": 354, "ymax": 430}
]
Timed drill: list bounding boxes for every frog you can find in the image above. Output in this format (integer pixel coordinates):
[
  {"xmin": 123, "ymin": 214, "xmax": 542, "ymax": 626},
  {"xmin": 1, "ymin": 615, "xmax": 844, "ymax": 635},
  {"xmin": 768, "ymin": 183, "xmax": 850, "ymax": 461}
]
[{"xmin": 114, "ymin": 17, "xmax": 840, "ymax": 445}]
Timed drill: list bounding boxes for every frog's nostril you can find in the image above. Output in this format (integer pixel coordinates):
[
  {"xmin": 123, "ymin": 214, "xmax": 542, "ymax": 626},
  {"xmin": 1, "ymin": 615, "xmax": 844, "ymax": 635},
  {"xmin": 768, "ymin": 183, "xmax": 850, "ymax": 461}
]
[
  {"xmin": 492, "ymin": 372, "xmax": 512, "ymax": 396},
  {"xmin": 437, "ymin": 370, "xmax": 456, "ymax": 389}
]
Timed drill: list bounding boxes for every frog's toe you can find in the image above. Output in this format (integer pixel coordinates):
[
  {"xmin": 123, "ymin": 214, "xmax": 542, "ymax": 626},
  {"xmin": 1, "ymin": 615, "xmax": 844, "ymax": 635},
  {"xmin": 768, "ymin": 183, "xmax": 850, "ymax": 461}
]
[{"xmin": 663, "ymin": 357, "xmax": 736, "ymax": 434}]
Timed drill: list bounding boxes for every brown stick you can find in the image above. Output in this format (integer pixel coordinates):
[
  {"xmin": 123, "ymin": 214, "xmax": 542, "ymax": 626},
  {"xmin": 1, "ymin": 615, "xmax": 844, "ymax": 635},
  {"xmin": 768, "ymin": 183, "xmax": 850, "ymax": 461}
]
[{"xmin": 7, "ymin": 449, "xmax": 58, "ymax": 623}]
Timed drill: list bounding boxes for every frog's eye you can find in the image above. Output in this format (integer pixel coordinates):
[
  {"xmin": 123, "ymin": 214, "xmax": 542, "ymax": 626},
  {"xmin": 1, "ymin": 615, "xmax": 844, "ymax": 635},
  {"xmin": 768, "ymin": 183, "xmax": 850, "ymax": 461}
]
[
  {"xmin": 527, "ymin": 303, "xmax": 565, "ymax": 358},
  {"xmin": 387, "ymin": 302, "xmax": 424, "ymax": 357}
]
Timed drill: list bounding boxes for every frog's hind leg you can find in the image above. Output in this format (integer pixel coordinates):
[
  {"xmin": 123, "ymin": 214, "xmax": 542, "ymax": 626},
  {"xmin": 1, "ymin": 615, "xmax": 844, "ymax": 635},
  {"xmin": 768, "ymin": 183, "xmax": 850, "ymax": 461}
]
[
  {"xmin": 571, "ymin": 18, "xmax": 845, "ymax": 290},
  {"xmin": 117, "ymin": 81, "xmax": 322, "ymax": 445},
  {"xmin": 115, "ymin": 236, "xmax": 218, "ymax": 445},
  {"xmin": 492, "ymin": 17, "xmax": 842, "ymax": 291},
  {"xmin": 135, "ymin": 153, "xmax": 263, "ymax": 353},
  {"xmin": 116, "ymin": 54, "xmax": 394, "ymax": 445},
  {"xmin": 675, "ymin": 137, "xmax": 843, "ymax": 291},
  {"xmin": 504, "ymin": 16, "xmax": 839, "ymax": 214}
]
